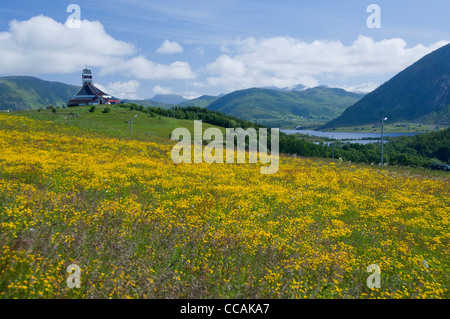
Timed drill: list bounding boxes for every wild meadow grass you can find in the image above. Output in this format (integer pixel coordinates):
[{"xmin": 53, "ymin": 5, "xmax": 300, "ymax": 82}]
[
  {"xmin": 14, "ymin": 106, "xmax": 224, "ymax": 142},
  {"xmin": 0, "ymin": 113, "xmax": 448, "ymax": 298}
]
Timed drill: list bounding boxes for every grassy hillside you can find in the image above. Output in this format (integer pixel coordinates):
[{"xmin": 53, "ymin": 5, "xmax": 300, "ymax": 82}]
[
  {"xmin": 121, "ymin": 99, "xmax": 173, "ymax": 109},
  {"xmin": 0, "ymin": 76, "xmax": 79, "ymax": 111},
  {"xmin": 0, "ymin": 111, "xmax": 448, "ymax": 299},
  {"xmin": 14, "ymin": 105, "xmax": 224, "ymax": 142},
  {"xmin": 326, "ymin": 43, "xmax": 450, "ymax": 128},
  {"xmin": 207, "ymin": 87, "xmax": 363, "ymax": 126}
]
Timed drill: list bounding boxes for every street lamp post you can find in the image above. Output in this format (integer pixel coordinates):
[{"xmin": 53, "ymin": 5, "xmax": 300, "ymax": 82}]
[
  {"xmin": 332, "ymin": 135, "xmax": 334, "ymax": 159},
  {"xmin": 381, "ymin": 117, "xmax": 387, "ymax": 167}
]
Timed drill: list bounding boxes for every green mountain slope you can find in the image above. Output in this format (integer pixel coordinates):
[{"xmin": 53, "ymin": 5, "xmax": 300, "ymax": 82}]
[
  {"xmin": 150, "ymin": 94, "xmax": 188, "ymax": 105},
  {"xmin": 0, "ymin": 76, "xmax": 79, "ymax": 110},
  {"xmin": 206, "ymin": 87, "xmax": 363, "ymax": 122},
  {"xmin": 326, "ymin": 43, "xmax": 450, "ymax": 128},
  {"xmin": 178, "ymin": 95, "xmax": 219, "ymax": 108}
]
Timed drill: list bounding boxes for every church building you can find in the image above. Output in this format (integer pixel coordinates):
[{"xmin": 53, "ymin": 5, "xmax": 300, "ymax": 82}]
[{"xmin": 68, "ymin": 68, "xmax": 120, "ymax": 106}]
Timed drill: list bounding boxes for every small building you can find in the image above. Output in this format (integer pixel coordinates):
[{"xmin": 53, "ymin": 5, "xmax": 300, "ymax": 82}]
[{"xmin": 68, "ymin": 68, "xmax": 120, "ymax": 106}]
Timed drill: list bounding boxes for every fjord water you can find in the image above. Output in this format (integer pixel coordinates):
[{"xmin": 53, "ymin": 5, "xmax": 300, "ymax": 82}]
[{"xmin": 281, "ymin": 129, "xmax": 420, "ymax": 144}]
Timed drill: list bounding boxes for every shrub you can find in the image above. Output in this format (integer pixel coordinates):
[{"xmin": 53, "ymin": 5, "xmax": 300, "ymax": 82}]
[
  {"xmin": 102, "ymin": 107, "xmax": 111, "ymax": 114},
  {"xmin": 89, "ymin": 106, "xmax": 96, "ymax": 113}
]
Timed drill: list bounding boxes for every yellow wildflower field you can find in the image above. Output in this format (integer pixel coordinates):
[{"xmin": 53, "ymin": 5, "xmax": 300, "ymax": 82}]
[{"xmin": 0, "ymin": 113, "xmax": 448, "ymax": 298}]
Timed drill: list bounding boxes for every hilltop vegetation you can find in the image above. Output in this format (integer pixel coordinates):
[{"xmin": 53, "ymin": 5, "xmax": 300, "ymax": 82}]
[
  {"xmin": 0, "ymin": 112, "xmax": 448, "ymax": 299},
  {"xmin": 121, "ymin": 99, "xmax": 173, "ymax": 109},
  {"xmin": 385, "ymin": 128, "xmax": 449, "ymax": 165}
]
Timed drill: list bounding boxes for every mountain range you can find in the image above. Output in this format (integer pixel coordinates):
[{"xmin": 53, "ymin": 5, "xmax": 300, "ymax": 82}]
[
  {"xmin": 1, "ymin": 42, "xmax": 449, "ymax": 129},
  {"xmin": 0, "ymin": 76, "xmax": 79, "ymax": 110},
  {"xmin": 206, "ymin": 87, "xmax": 363, "ymax": 122},
  {"xmin": 326, "ymin": 43, "xmax": 450, "ymax": 128}
]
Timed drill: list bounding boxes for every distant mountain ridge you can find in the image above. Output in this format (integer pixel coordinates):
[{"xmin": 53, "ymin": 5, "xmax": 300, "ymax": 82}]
[
  {"xmin": 206, "ymin": 86, "xmax": 364, "ymax": 122},
  {"xmin": 178, "ymin": 95, "xmax": 219, "ymax": 108},
  {"xmin": 326, "ymin": 43, "xmax": 450, "ymax": 128},
  {"xmin": 0, "ymin": 76, "xmax": 79, "ymax": 110},
  {"xmin": 150, "ymin": 94, "xmax": 188, "ymax": 105},
  {"xmin": 262, "ymin": 83, "xmax": 307, "ymax": 92}
]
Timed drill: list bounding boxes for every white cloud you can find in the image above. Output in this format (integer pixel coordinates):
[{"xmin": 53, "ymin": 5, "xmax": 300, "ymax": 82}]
[
  {"xmin": 96, "ymin": 80, "xmax": 141, "ymax": 99},
  {"xmin": 153, "ymin": 85, "xmax": 172, "ymax": 95},
  {"xmin": 194, "ymin": 47, "xmax": 205, "ymax": 55},
  {"xmin": 0, "ymin": 15, "xmax": 134, "ymax": 75},
  {"xmin": 156, "ymin": 40, "xmax": 184, "ymax": 54},
  {"xmin": 202, "ymin": 35, "xmax": 449, "ymax": 92},
  {"xmin": 0, "ymin": 15, "xmax": 196, "ymax": 81},
  {"xmin": 340, "ymin": 82, "xmax": 380, "ymax": 94},
  {"xmin": 106, "ymin": 56, "xmax": 196, "ymax": 80},
  {"xmin": 1, "ymin": 15, "xmax": 448, "ymax": 96},
  {"xmin": 182, "ymin": 91, "xmax": 202, "ymax": 100}
]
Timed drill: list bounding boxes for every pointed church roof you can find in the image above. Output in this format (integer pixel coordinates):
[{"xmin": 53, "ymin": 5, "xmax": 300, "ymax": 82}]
[{"xmin": 74, "ymin": 82, "xmax": 106, "ymax": 97}]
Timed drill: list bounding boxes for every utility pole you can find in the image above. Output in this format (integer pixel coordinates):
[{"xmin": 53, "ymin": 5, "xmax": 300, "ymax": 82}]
[
  {"xmin": 332, "ymin": 136, "xmax": 335, "ymax": 159},
  {"xmin": 381, "ymin": 117, "xmax": 387, "ymax": 167},
  {"xmin": 130, "ymin": 117, "xmax": 133, "ymax": 133}
]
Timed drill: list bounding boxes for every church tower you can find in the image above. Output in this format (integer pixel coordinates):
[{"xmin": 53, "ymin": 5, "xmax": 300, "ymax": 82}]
[{"xmin": 82, "ymin": 67, "xmax": 93, "ymax": 85}]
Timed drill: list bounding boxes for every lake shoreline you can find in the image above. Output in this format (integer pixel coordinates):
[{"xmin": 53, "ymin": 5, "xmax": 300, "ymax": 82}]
[
  {"xmin": 281, "ymin": 129, "xmax": 421, "ymax": 144},
  {"xmin": 281, "ymin": 129, "xmax": 421, "ymax": 139}
]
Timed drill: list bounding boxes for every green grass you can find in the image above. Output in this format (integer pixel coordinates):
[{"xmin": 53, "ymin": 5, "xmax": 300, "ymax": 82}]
[{"xmin": 14, "ymin": 105, "xmax": 225, "ymax": 142}]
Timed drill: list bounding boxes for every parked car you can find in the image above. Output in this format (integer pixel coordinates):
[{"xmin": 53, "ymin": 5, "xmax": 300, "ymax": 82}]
[{"xmin": 428, "ymin": 164, "xmax": 450, "ymax": 171}]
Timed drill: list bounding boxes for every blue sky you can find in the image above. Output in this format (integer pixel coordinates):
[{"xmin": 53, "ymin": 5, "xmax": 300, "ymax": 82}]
[{"xmin": 0, "ymin": 0, "xmax": 449, "ymax": 99}]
